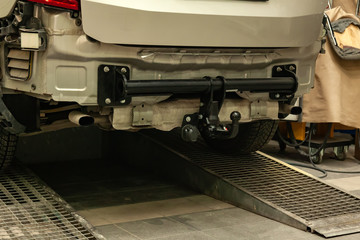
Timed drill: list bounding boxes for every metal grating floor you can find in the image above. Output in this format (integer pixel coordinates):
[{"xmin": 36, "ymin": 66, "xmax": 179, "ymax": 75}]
[
  {"xmin": 141, "ymin": 130, "xmax": 360, "ymax": 237},
  {"xmin": 0, "ymin": 164, "xmax": 104, "ymax": 240},
  {"xmin": 184, "ymin": 151, "xmax": 360, "ymax": 222}
]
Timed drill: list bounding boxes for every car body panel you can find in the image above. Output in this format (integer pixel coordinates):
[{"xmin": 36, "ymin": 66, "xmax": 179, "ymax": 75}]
[
  {"xmin": 0, "ymin": 2, "xmax": 326, "ymax": 132},
  {"xmin": 81, "ymin": 0, "xmax": 327, "ymax": 47},
  {"xmin": 0, "ymin": 0, "xmax": 16, "ymax": 18}
]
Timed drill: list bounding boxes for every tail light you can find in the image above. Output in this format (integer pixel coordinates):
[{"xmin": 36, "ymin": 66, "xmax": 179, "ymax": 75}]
[{"xmin": 28, "ymin": 0, "xmax": 79, "ymax": 11}]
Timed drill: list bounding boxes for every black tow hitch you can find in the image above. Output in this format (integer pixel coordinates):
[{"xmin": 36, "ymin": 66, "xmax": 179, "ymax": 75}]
[
  {"xmin": 181, "ymin": 76, "xmax": 242, "ymax": 142},
  {"xmin": 181, "ymin": 111, "xmax": 241, "ymax": 142},
  {"xmin": 98, "ymin": 64, "xmax": 297, "ymax": 141}
]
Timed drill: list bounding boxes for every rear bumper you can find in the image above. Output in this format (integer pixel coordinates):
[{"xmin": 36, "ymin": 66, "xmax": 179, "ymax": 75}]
[
  {"xmin": 1, "ymin": 34, "xmax": 321, "ymax": 105},
  {"xmin": 81, "ymin": 0, "xmax": 327, "ymax": 47},
  {"xmin": 0, "ymin": 5, "xmax": 323, "ymax": 106},
  {"xmin": 0, "ymin": 0, "xmax": 16, "ymax": 18}
]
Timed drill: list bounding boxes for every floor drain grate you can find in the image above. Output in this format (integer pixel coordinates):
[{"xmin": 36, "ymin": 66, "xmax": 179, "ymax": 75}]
[{"xmin": 0, "ymin": 164, "xmax": 104, "ymax": 240}]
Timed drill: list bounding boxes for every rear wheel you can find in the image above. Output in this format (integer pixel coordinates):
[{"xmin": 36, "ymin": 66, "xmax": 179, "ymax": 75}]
[
  {"xmin": 202, "ymin": 120, "xmax": 278, "ymax": 154},
  {"xmin": 0, "ymin": 126, "xmax": 18, "ymax": 170}
]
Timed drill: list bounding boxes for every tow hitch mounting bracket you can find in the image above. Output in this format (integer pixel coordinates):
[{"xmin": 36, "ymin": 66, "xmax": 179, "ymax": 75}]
[{"xmin": 97, "ymin": 64, "xmax": 297, "ymax": 141}]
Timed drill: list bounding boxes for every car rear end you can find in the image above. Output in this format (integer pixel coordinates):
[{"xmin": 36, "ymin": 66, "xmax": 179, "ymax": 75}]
[{"xmin": 0, "ymin": 0, "xmax": 327, "ymax": 134}]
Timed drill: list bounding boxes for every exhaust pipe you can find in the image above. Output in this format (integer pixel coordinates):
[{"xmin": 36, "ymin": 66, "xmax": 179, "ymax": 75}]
[
  {"xmin": 68, "ymin": 111, "xmax": 95, "ymax": 126},
  {"xmin": 290, "ymin": 106, "xmax": 302, "ymax": 115},
  {"xmin": 93, "ymin": 115, "xmax": 111, "ymax": 125},
  {"xmin": 279, "ymin": 104, "xmax": 302, "ymax": 115},
  {"xmin": 68, "ymin": 111, "xmax": 111, "ymax": 126}
]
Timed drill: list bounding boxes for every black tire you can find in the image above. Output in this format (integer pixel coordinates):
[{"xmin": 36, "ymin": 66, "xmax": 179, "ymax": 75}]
[
  {"xmin": 202, "ymin": 120, "xmax": 278, "ymax": 154},
  {"xmin": 0, "ymin": 126, "xmax": 18, "ymax": 170}
]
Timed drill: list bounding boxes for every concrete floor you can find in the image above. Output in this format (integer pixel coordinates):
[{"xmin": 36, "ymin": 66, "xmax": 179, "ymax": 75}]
[{"xmin": 28, "ymin": 135, "xmax": 360, "ymax": 240}]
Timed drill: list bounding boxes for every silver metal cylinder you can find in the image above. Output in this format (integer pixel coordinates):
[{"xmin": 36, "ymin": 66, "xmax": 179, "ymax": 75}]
[{"xmin": 68, "ymin": 111, "xmax": 94, "ymax": 126}]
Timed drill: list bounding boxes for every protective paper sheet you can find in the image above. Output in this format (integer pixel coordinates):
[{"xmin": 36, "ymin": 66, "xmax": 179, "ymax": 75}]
[{"xmin": 302, "ymin": 2, "xmax": 360, "ymax": 128}]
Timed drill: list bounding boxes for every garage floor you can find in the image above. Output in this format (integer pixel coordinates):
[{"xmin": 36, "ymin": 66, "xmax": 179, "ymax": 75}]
[{"xmin": 28, "ymin": 139, "xmax": 360, "ymax": 240}]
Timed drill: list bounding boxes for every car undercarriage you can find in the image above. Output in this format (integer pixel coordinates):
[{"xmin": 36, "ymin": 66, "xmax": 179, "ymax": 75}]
[{"xmin": 0, "ymin": 0, "xmax": 327, "ymax": 166}]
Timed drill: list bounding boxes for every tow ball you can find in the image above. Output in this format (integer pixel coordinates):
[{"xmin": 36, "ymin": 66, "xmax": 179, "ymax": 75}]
[
  {"xmin": 181, "ymin": 111, "xmax": 241, "ymax": 142},
  {"xmin": 181, "ymin": 76, "xmax": 241, "ymax": 142}
]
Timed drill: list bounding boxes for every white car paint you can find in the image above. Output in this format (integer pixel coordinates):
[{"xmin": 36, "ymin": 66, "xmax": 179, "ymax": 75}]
[
  {"xmin": 81, "ymin": 0, "xmax": 328, "ymax": 47},
  {"xmin": 0, "ymin": 0, "xmax": 16, "ymax": 18}
]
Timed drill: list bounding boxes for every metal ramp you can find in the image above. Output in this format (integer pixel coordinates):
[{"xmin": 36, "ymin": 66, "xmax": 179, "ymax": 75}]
[
  {"xmin": 119, "ymin": 130, "xmax": 360, "ymax": 238},
  {"xmin": 0, "ymin": 164, "xmax": 105, "ymax": 240}
]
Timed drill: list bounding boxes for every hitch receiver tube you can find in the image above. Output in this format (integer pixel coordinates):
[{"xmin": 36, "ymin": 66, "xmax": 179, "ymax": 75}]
[
  {"xmin": 122, "ymin": 77, "xmax": 296, "ymax": 97},
  {"xmin": 97, "ymin": 65, "xmax": 298, "ymax": 106}
]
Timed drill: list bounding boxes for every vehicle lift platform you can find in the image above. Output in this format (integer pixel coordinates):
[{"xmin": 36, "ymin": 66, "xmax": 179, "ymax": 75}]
[
  {"xmin": 2, "ymin": 130, "xmax": 360, "ymax": 239},
  {"xmin": 0, "ymin": 164, "xmax": 104, "ymax": 240},
  {"xmin": 116, "ymin": 130, "xmax": 360, "ymax": 238}
]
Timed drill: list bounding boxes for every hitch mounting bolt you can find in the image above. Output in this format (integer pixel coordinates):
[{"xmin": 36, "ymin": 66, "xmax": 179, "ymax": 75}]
[
  {"xmin": 276, "ymin": 67, "xmax": 283, "ymax": 72},
  {"xmin": 105, "ymin": 98, "xmax": 111, "ymax": 104},
  {"xmin": 103, "ymin": 66, "xmax": 110, "ymax": 73},
  {"xmin": 289, "ymin": 66, "xmax": 296, "ymax": 71},
  {"xmin": 121, "ymin": 68, "xmax": 127, "ymax": 73},
  {"xmin": 274, "ymin": 93, "xmax": 281, "ymax": 99},
  {"xmin": 75, "ymin": 19, "xmax": 82, "ymax": 26},
  {"xmin": 120, "ymin": 99, "xmax": 126, "ymax": 104},
  {"xmin": 186, "ymin": 116, "xmax": 192, "ymax": 122}
]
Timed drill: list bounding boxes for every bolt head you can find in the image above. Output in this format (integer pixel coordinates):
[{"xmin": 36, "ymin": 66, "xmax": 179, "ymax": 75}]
[
  {"xmin": 274, "ymin": 93, "xmax": 281, "ymax": 99},
  {"xmin": 276, "ymin": 67, "xmax": 283, "ymax": 72},
  {"xmin": 75, "ymin": 19, "xmax": 82, "ymax": 26},
  {"xmin": 120, "ymin": 99, "xmax": 126, "ymax": 104},
  {"xmin": 289, "ymin": 66, "xmax": 296, "ymax": 71},
  {"xmin": 105, "ymin": 98, "xmax": 111, "ymax": 104},
  {"xmin": 186, "ymin": 116, "xmax": 191, "ymax": 122},
  {"xmin": 198, "ymin": 114, "xmax": 203, "ymax": 120},
  {"xmin": 103, "ymin": 66, "xmax": 110, "ymax": 72},
  {"xmin": 121, "ymin": 68, "xmax": 127, "ymax": 73},
  {"xmin": 200, "ymin": 102, "xmax": 204, "ymax": 107}
]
